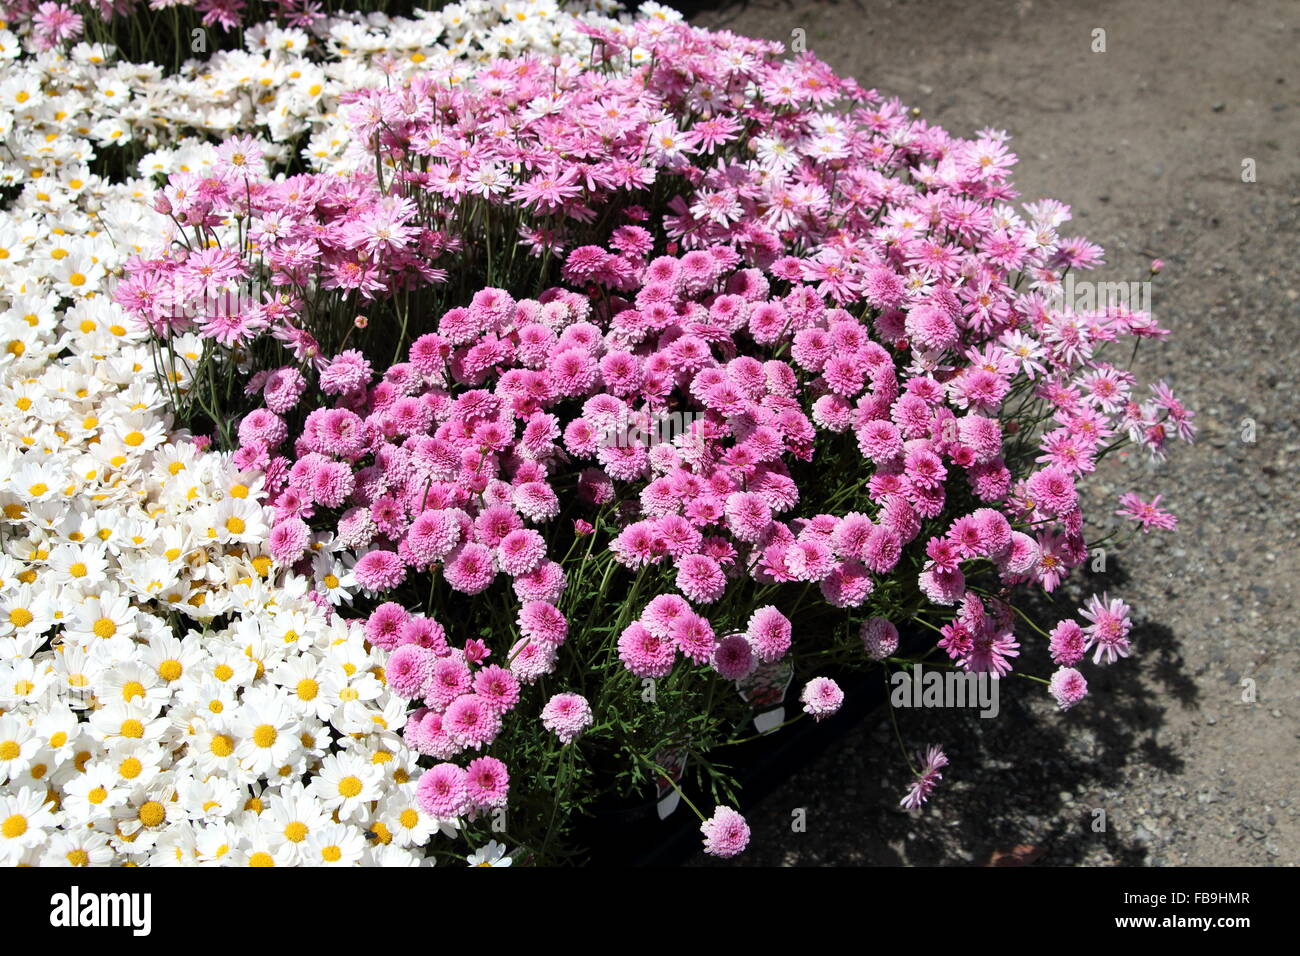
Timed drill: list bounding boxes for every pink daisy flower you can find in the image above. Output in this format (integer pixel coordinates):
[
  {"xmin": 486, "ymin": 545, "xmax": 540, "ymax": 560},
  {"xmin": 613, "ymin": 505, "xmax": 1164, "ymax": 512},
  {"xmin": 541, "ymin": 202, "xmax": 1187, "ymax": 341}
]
[
  {"xmin": 238, "ymin": 409, "xmax": 288, "ymax": 449},
  {"xmin": 820, "ymin": 560, "xmax": 874, "ymax": 608},
  {"xmin": 1079, "ymin": 593, "xmax": 1133, "ymax": 664},
  {"xmin": 1115, "ymin": 492, "xmax": 1178, "ymax": 532},
  {"xmin": 962, "ymin": 628, "xmax": 1020, "ymax": 677},
  {"xmin": 425, "ymin": 656, "xmax": 473, "ymax": 710},
  {"xmin": 671, "ymin": 613, "xmax": 717, "ymax": 665},
  {"xmin": 724, "ymin": 491, "xmax": 773, "ymax": 542},
  {"xmin": 919, "ymin": 566, "xmax": 965, "ymax": 605},
  {"xmin": 900, "ymin": 745, "xmax": 948, "ymax": 810},
  {"xmin": 640, "ymin": 594, "xmax": 693, "ymax": 639},
  {"xmin": 262, "ymin": 366, "xmax": 307, "ymax": 413},
  {"xmin": 513, "ymin": 560, "xmax": 566, "ymax": 604},
  {"xmin": 861, "ymin": 526, "xmax": 903, "ymax": 575},
  {"xmin": 400, "ymin": 617, "xmax": 449, "ymax": 655},
  {"xmin": 1026, "ymin": 466, "xmax": 1078, "ymax": 516},
  {"xmin": 320, "ymin": 349, "xmax": 373, "ymax": 395}
]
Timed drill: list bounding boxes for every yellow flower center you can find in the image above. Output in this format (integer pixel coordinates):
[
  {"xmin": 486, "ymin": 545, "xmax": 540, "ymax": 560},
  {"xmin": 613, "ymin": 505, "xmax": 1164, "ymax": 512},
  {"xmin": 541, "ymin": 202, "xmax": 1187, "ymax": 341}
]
[
  {"xmin": 158, "ymin": 660, "xmax": 182, "ymax": 681},
  {"xmin": 138, "ymin": 801, "xmax": 165, "ymax": 827},
  {"xmin": 283, "ymin": 821, "xmax": 308, "ymax": 843}
]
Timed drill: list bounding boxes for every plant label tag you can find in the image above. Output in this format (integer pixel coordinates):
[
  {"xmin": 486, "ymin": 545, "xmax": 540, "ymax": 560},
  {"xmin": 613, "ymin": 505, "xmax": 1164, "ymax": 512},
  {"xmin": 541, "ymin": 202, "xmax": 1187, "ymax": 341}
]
[
  {"xmin": 737, "ymin": 658, "xmax": 794, "ymax": 734},
  {"xmin": 653, "ymin": 747, "xmax": 687, "ymax": 819}
]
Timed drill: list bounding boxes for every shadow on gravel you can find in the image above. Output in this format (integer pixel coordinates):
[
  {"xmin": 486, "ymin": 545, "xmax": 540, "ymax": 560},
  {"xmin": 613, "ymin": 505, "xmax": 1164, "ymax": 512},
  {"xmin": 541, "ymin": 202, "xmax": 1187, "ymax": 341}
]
[{"xmin": 696, "ymin": 557, "xmax": 1198, "ymax": 865}]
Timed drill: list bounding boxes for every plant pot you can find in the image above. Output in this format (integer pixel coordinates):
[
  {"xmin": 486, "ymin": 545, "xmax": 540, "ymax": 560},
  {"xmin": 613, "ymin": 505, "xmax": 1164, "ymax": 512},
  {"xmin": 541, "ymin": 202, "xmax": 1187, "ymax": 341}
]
[{"xmin": 575, "ymin": 665, "xmax": 890, "ymax": 866}]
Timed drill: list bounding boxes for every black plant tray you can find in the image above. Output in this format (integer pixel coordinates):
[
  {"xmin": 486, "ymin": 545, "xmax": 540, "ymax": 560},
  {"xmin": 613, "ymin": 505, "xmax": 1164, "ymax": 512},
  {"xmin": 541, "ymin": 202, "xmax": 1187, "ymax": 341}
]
[{"xmin": 576, "ymin": 667, "xmax": 890, "ymax": 866}]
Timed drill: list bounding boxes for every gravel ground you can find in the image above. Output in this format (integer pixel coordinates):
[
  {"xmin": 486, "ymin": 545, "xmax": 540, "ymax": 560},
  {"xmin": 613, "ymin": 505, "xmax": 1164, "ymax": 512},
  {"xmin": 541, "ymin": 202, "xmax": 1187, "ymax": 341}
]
[{"xmin": 683, "ymin": 0, "xmax": 1300, "ymax": 866}]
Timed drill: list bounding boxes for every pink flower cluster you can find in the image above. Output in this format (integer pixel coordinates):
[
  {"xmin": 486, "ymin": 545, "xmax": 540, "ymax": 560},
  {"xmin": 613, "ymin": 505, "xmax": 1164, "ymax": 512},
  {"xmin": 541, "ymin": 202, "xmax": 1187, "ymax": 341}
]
[
  {"xmin": 116, "ymin": 14, "xmax": 1196, "ymax": 859},
  {"xmin": 2, "ymin": 0, "xmax": 328, "ymax": 37}
]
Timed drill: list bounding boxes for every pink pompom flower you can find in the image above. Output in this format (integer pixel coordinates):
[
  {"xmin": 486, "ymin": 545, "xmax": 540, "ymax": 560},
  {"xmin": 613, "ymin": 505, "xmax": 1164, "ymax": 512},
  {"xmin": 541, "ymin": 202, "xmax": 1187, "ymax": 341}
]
[
  {"xmin": 860, "ymin": 617, "xmax": 900, "ymax": 661},
  {"xmin": 618, "ymin": 622, "xmax": 677, "ymax": 678},
  {"xmin": 712, "ymin": 633, "xmax": 755, "ymax": 681},
  {"xmin": 387, "ymin": 645, "xmax": 436, "ymax": 699},
  {"xmin": 540, "ymin": 692, "xmax": 593, "ymax": 745},
  {"xmin": 267, "ymin": 517, "xmax": 310, "ymax": 565},
  {"xmin": 354, "ymin": 549, "xmax": 406, "ymax": 592},
  {"xmin": 518, "ymin": 601, "xmax": 568, "ymax": 645},
  {"xmin": 465, "ymin": 756, "xmax": 510, "ymax": 809},
  {"xmin": 416, "ymin": 763, "xmax": 469, "ymax": 818},
  {"xmin": 746, "ymin": 606, "xmax": 792, "ymax": 662},
  {"xmin": 700, "ymin": 806, "xmax": 750, "ymax": 858},
  {"xmin": 442, "ymin": 694, "xmax": 503, "ymax": 750},
  {"xmin": 800, "ymin": 677, "xmax": 844, "ymax": 721},
  {"xmin": 1049, "ymin": 667, "xmax": 1089, "ymax": 710}
]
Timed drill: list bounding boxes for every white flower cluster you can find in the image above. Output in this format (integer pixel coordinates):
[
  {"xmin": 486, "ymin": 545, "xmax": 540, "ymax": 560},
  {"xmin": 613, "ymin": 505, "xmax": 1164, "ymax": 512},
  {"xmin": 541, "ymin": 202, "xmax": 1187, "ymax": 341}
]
[
  {"xmin": 0, "ymin": 0, "xmax": 622, "ymax": 868},
  {"xmin": 0, "ymin": 143, "xmax": 443, "ymax": 869},
  {"xmin": 0, "ymin": 0, "xmax": 625, "ymax": 192}
]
